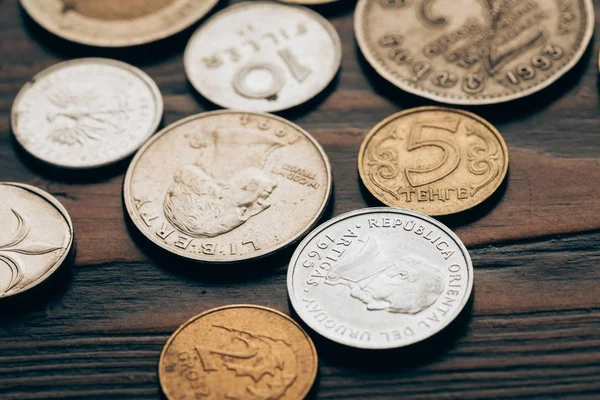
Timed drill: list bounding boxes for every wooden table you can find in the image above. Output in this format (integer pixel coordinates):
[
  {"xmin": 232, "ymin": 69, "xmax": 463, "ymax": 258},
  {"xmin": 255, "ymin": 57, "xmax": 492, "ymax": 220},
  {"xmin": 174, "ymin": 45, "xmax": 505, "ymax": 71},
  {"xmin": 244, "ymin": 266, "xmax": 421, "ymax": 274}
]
[{"xmin": 1, "ymin": 1, "xmax": 599, "ymax": 399}]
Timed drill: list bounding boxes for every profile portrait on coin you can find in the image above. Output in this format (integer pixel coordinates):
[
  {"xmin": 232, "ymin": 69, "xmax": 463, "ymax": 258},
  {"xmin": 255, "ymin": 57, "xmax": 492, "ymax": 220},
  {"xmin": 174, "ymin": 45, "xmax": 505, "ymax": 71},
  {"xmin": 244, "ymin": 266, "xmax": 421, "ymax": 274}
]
[
  {"xmin": 164, "ymin": 128, "xmax": 285, "ymax": 238},
  {"xmin": 325, "ymin": 236, "xmax": 444, "ymax": 314}
]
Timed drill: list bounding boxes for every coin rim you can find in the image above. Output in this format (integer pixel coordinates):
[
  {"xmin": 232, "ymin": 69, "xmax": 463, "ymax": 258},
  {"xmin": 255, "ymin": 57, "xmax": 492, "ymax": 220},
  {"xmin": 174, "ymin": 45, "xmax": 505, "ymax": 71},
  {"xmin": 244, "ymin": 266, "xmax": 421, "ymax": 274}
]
[
  {"xmin": 354, "ymin": 0, "xmax": 595, "ymax": 105},
  {"xmin": 19, "ymin": 0, "xmax": 219, "ymax": 47},
  {"xmin": 158, "ymin": 304, "xmax": 318, "ymax": 400},
  {"xmin": 287, "ymin": 207, "xmax": 474, "ymax": 349},
  {"xmin": 0, "ymin": 182, "xmax": 74, "ymax": 299},
  {"xmin": 123, "ymin": 110, "xmax": 333, "ymax": 263},
  {"xmin": 11, "ymin": 58, "xmax": 164, "ymax": 170},
  {"xmin": 184, "ymin": 1, "xmax": 343, "ymax": 113},
  {"xmin": 357, "ymin": 106, "xmax": 509, "ymax": 216}
]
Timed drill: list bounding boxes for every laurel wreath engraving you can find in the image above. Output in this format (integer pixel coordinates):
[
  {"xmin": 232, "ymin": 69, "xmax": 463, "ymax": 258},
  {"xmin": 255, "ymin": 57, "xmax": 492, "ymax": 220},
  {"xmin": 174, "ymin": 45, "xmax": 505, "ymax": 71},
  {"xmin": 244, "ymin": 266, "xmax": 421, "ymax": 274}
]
[
  {"xmin": 466, "ymin": 124, "xmax": 501, "ymax": 196},
  {"xmin": 0, "ymin": 210, "xmax": 63, "ymax": 295}
]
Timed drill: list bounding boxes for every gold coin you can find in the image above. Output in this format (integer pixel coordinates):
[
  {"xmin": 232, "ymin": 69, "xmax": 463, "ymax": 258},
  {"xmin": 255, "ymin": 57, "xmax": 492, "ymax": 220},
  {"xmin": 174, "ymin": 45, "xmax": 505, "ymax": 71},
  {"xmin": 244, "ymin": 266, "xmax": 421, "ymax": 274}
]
[
  {"xmin": 0, "ymin": 183, "xmax": 74, "ymax": 299},
  {"xmin": 354, "ymin": 0, "xmax": 594, "ymax": 105},
  {"xmin": 358, "ymin": 106, "xmax": 508, "ymax": 216},
  {"xmin": 158, "ymin": 305, "xmax": 318, "ymax": 400},
  {"xmin": 123, "ymin": 111, "xmax": 332, "ymax": 263},
  {"xmin": 20, "ymin": 0, "xmax": 219, "ymax": 47}
]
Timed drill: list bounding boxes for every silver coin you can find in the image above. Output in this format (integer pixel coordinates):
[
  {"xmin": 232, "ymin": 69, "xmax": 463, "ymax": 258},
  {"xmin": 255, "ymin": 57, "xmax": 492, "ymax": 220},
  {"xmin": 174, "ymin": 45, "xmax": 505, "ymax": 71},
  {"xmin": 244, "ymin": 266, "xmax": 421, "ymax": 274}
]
[
  {"xmin": 11, "ymin": 58, "xmax": 163, "ymax": 169},
  {"xmin": 0, "ymin": 182, "xmax": 74, "ymax": 299},
  {"xmin": 287, "ymin": 208, "xmax": 473, "ymax": 349},
  {"xmin": 184, "ymin": 1, "xmax": 342, "ymax": 112}
]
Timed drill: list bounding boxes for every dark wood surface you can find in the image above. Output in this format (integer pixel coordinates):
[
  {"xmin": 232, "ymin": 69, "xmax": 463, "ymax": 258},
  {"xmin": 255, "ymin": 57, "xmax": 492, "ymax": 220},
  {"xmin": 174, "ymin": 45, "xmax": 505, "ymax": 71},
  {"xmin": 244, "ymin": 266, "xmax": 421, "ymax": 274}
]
[{"xmin": 1, "ymin": 0, "xmax": 600, "ymax": 399}]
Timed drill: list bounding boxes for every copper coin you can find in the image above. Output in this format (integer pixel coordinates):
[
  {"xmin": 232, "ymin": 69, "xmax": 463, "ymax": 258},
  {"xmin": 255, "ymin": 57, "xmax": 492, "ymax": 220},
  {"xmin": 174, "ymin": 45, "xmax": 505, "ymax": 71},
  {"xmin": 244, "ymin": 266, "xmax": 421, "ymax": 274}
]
[
  {"xmin": 358, "ymin": 107, "xmax": 508, "ymax": 216},
  {"xmin": 0, "ymin": 183, "xmax": 74, "ymax": 299},
  {"xmin": 354, "ymin": 0, "xmax": 594, "ymax": 105},
  {"xmin": 11, "ymin": 58, "xmax": 163, "ymax": 169},
  {"xmin": 123, "ymin": 111, "xmax": 332, "ymax": 263},
  {"xmin": 19, "ymin": 0, "xmax": 219, "ymax": 47},
  {"xmin": 158, "ymin": 305, "xmax": 318, "ymax": 400},
  {"xmin": 184, "ymin": 1, "xmax": 342, "ymax": 112},
  {"xmin": 288, "ymin": 208, "xmax": 473, "ymax": 349}
]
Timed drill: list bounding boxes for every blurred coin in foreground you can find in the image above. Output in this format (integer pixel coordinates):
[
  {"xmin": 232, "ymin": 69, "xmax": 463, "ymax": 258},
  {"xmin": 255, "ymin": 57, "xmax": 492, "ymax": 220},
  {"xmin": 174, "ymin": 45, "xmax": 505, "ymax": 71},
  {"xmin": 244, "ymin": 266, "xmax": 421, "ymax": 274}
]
[
  {"xmin": 12, "ymin": 58, "xmax": 163, "ymax": 169},
  {"xmin": 359, "ymin": 107, "xmax": 508, "ymax": 216},
  {"xmin": 185, "ymin": 1, "xmax": 342, "ymax": 112},
  {"xmin": 159, "ymin": 305, "xmax": 318, "ymax": 400},
  {"xmin": 288, "ymin": 208, "xmax": 473, "ymax": 349},
  {"xmin": 124, "ymin": 111, "xmax": 332, "ymax": 263},
  {"xmin": 0, "ymin": 183, "xmax": 73, "ymax": 299},
  {"xmin": 20, "ymin": 0, "xmax": 219, "ymax": 47}
]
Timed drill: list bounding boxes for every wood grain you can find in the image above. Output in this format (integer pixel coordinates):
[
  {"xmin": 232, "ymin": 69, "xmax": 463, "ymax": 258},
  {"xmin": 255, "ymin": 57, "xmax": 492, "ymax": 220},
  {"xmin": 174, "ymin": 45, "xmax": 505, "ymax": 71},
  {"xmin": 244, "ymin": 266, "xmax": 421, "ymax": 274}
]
[{"xmin": 1, "ymin": 0, "xmax": 600, "ymax": 399}]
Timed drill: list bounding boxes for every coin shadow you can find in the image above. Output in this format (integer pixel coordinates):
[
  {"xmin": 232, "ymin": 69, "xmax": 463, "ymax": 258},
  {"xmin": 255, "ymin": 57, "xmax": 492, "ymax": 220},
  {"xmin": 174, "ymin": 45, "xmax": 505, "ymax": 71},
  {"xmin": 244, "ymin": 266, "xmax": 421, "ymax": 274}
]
[
  {"xmin": 301, "ymin": 0, "xmax": 358, "ymax": 18},
  {"xmin": 355, "ymin": 37, "xmax": 594, "ymax": 123},
  {"xmin": 289, "ymin": 294, "xmax": 474, "ymax": 373},
  {"xmin": 122, "ymin": 188, "xmax": 336, "ymax": 284},
  {"xmin": 0, "ymin": 244, "xmax": 75, "ymax": 317},
  {"xmin": 18, "ymin": 0, "xmax": 230, "ymax": 66}
]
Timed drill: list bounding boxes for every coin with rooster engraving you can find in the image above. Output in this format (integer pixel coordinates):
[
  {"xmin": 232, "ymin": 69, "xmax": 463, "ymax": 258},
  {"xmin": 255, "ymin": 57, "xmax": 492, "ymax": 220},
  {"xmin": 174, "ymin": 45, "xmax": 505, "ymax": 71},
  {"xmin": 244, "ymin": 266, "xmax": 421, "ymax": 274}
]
[
  {"xmin": 11, "ymin": 58, "xmax": 163, "ymax": 169},
  {"xmin": 358, "ymin": 106, "xmax": 508, "ymax": 216},
  {"xmin": 19, "ymin": 0, "xmax": 219, "ymax": 47},
  {"xmin": 184, "ymin": 1, "xmax": 342, "ymax": 112},
  {"xmin": 159, "ymin": 305, "xmax": 318, "ymax": 400},
  {"xmin": 354, "ymin": 0, "xmax": 594, "ymax": 104},
  {"xmin": 0, "ymin": 183, "xmax": 74, "ymax": 299},
  {"xmin": 288, "ymin": 208, "xmax": 473, "ymax": 349},
  {"xmin": 123, "ymin": 110, "xmax": 332, "ymax": 263}
]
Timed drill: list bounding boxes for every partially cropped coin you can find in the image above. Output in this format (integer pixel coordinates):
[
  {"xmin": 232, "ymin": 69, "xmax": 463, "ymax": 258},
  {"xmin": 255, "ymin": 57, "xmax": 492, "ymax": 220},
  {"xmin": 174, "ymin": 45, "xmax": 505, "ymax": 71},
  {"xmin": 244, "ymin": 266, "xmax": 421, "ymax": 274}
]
[
  {"xmin": 159, "ymin": 305, "xmax": 318, "ymax": 400},
  {"xmin": 20, "ymin": 0, "xmax": 219, "ymax": 47},
  {"xmin": 288, "ymin": 208, "xmax": 473, "ymax": 349},
  {"xmin": 359, "ymin": 107, "xmax": 508, "ymax": 216},
  {"xmin": 124, "ymin": 111, "xmax": 332, "ymax": 263},
  {"xmin": 355, "ymin": 0, "xmax": 594, "ymax": 105},
  {"xmin": 184, "ymin": 1, "xmax": 342, "ymax": 112},
  {"xmin": 11, "ymin": 58, "xmax": 163, "ymax": 169},
  {"xmin": 0, "ymin": 183, "xmax": 73, "ymax": 299}
]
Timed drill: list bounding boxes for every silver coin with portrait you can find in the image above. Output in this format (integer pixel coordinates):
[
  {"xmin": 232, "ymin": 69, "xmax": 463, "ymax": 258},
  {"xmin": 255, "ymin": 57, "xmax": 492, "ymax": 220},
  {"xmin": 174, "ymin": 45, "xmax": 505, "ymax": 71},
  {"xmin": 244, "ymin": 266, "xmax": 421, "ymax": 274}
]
[{"xmin": 287, "ymin": 208, "xmax": 473, "ymax": 349}]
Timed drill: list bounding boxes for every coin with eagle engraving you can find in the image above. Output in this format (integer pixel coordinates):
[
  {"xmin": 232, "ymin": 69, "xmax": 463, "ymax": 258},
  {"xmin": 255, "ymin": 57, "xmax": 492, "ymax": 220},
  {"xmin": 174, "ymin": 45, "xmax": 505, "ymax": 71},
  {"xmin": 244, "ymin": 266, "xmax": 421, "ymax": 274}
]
[
  {"xmin": 123, "ymin": 110, "xmax": 332, "ymax": 263},
  {"xmin": 354, "ymin": 0, "xmax": 594, "ymax": 104},
  {"xmin": 0, "ymin": 183, "xmax": 74, "ymax": 299},
  {"xmin": 11, "ymin": 58, "xmax": 163, "ymax": 169},
  {"xmin": 184, "ymin": 1, "xmax": 342, "ymax": 112},
  {"xmin": 19, "ymin": 0, "xmax": 219, "ymax": 47},
  {"xmin": 288, "ymin": 208, "xmax": 473, "ymax": 349},
  {"xmin": 158, "ymin": 305, "xmax": 318, "ymax": 400}
]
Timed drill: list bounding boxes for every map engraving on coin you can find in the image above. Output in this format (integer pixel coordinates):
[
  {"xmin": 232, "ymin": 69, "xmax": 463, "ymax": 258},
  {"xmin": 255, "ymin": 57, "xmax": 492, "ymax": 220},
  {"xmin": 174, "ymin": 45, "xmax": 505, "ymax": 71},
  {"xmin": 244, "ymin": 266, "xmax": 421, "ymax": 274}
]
[
  {"xmin": 124, "ymin": 111, "xmax": 332, "ymax": 263},
  {"xmin": 0, "ymin": 183, "xmax": 73, "ymax": 298},
  {"xmin": 288, "ymin": 208, "xmax": 473, "ymax": 349},
  {"xmin": 159, "ymin": 305, "xmax": 318, "ymax": 400},
  {"xmin": 11, "ymin": 58, "xmax": 163, "ymax": 169},
  {"xmin": 185, "ymin": 1, "xmax": 342, "ymax": 112},
  {"xmin": 355, "ymin": 0, "xmax": 594, "ymax": 104},
  {"xmin": 359, "ymin": 107, "xmax": 508, "ymax": 216},
  {"xmin": 19, "ymin": 0, "xmax": 219, "ymax": 47}
]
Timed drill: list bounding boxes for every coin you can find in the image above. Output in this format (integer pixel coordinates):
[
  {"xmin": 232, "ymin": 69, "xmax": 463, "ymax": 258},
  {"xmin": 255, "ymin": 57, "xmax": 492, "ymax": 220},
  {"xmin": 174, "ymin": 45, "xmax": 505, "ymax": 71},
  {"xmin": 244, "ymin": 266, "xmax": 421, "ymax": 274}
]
[
  {"xmin": 184, "ymin": 1, "xmax": 342, "ymax": 112},
  {"xmin": 123, "ymin": 111, "xmax": 332, "ymax": 263},
  {"xmin": 11, "ymin": 58, "xmax": 163, "ymax": 169},
  {"xmin": 158, "ymin": 305, "xmax": 318, "ymax": 400},
  {"xmin": 19, "ymin": 0, "xmax": 219, "ymax": 47},
  {"xmin": 287, "ymin": 208, "xmax": 473, "ymax": 349},
  {"xmin": 358, "ymin": 107, "xmax": 508, "ymax": 216},
  {"xmin": 0, "ymin": 183, "xmax": 74, "ymax": 299},
  {"xmin": 354, "ymin": 0, "xmax": 594, "ymax": 105}
]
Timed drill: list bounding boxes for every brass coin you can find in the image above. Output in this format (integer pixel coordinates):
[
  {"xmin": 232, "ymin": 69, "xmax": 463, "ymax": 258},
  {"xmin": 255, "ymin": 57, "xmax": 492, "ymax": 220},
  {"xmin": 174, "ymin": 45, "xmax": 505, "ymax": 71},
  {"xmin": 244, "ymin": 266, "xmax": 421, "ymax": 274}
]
[
  {"xmin": 0, "ymin": 183, "xmax": 73, "ymax": 299},
  {"xmin": 354, "ymin": 0, "xmax": 594, "ymax": 105},
  {"xmin": 123, "ymin": 111, "xmax": 332, "ymax": 263},
  {"xmin": 158, "ymin": 305, "xmax": 318, "ymax": 400},
  {"xmin": 19, "ymin": 0, "xmax": 219, "ymax": 47},
  {"xmin": 358, "ymin": 106, "xmax": 508, "ymax": 216},
  {"xmin": 184, "ymin": 1, "xmax": 342, "ymax": 112}
]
